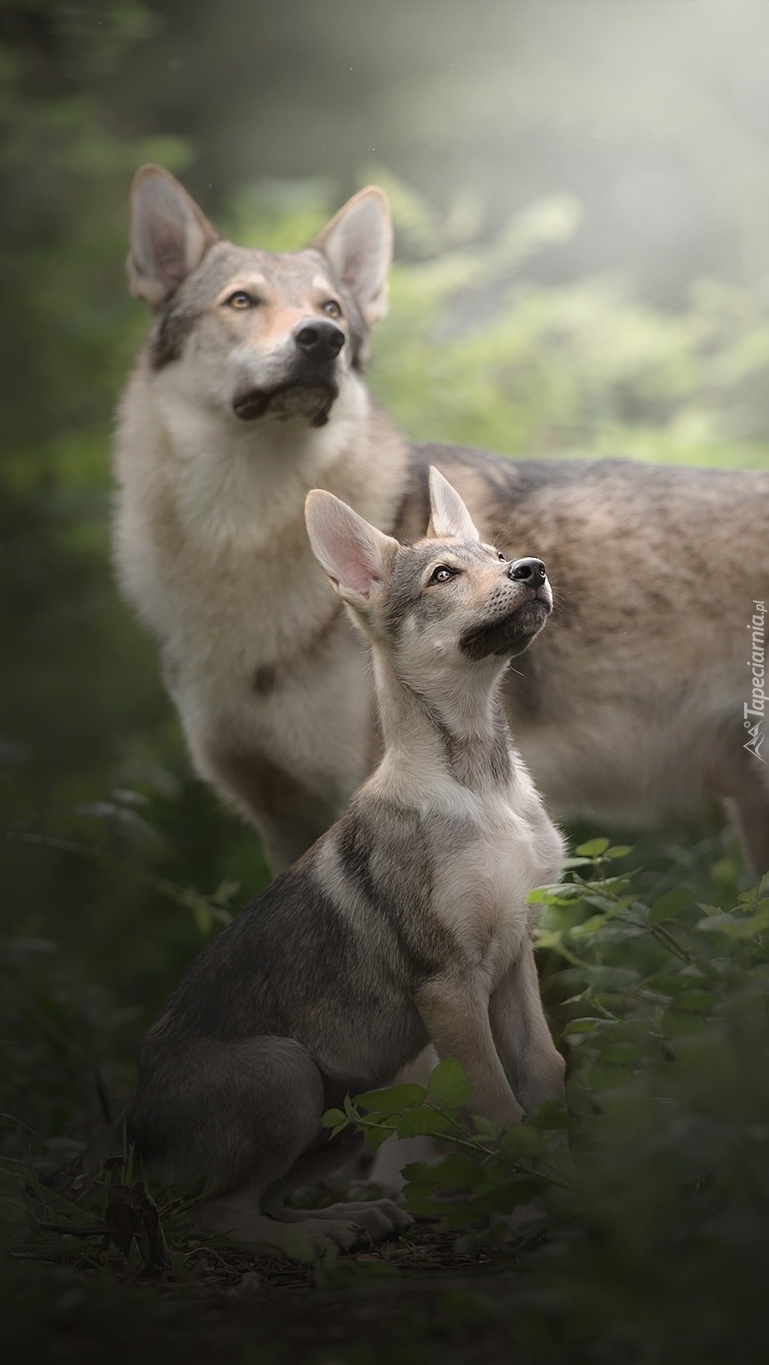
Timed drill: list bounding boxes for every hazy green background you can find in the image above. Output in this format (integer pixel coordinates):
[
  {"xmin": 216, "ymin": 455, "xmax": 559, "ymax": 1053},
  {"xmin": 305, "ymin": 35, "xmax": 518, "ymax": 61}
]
[{"xmin": 3, "ymin": 0, "xmax": 769, "ymax": 1166}]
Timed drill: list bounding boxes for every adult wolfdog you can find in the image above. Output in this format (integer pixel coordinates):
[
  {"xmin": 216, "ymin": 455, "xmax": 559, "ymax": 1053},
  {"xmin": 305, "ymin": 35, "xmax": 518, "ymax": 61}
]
[{"xmin": 113, "ymin": 165, "xmax": 769, "ymax": 875}]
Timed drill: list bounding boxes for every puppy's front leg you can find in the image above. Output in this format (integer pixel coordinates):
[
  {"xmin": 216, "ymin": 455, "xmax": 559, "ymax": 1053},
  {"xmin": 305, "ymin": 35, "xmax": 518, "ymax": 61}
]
[
  {"xmin": 414, "ymin": 977, "xmax": 524, "ymax": 1127},
  {"xmin": 489, "ymin": 945, "xmax": 566, "ymax": 1114}
]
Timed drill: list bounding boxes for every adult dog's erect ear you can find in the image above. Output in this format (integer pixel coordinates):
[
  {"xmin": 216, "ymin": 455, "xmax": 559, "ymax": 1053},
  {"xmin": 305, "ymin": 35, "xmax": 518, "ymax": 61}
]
[
  {"xmin": 127, "ymin": 165, "xmax": 220, "ymax": 306},
  {"xmin": 310, "ymin": 187, "xmax": 392, "ymax": 328}
]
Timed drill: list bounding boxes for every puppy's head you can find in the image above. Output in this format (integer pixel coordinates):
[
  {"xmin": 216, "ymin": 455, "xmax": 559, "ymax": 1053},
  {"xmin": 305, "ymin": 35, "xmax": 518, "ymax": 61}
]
[{"xmin": 305, "ymin": 469, "xmax": 552, "ymax": 684}]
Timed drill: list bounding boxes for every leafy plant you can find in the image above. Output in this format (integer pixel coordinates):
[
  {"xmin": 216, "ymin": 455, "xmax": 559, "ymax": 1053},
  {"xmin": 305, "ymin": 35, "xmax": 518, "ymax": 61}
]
[
  {"xmin": 323, "ymin": 1058, "xmax": 569, "ymax": 1244},
  {"xmin": 321, "ymin": 840, "xmax": 769, "ymax": 1287}
]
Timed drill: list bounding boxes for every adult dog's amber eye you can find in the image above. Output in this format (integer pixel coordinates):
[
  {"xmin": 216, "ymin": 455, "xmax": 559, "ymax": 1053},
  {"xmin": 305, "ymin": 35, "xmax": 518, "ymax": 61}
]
[
  {"xmin": 226, "ymin": 291, "xmax": 256, "ymax": 309},
  {"xmin": 430, "ymin": 565, "xmax": 457, "ymax": 584},
  {"xmin": 322, "ymin": 299, "xmax": 342, "ymax": 319}
]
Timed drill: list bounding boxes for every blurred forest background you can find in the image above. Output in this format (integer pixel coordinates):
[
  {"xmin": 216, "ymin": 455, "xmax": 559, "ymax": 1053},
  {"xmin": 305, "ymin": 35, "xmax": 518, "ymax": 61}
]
[{"xmin": 2, "ymin": 1, "xmax": 769, "ymax": 1357}]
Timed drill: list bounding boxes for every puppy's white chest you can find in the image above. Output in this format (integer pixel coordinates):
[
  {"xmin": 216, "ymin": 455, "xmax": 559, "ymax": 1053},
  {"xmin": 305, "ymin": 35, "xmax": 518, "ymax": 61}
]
[{"xmin": 432, "ymin": 796, "xmax": 558, "ymax": 982}]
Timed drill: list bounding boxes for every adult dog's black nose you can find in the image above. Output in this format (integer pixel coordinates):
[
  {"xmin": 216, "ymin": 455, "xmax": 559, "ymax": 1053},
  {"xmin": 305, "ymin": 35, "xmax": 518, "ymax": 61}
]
[
  {"xmin": 293, "ymin": 319, "xmax": 345, "ymax": 361},
  {"xmin": 508, "ymin": 557, "xmax": 547, "ymax": 588}
]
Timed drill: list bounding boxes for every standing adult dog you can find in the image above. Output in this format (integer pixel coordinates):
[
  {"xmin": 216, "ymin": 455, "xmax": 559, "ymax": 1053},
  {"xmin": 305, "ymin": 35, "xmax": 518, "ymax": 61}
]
[{"xmin": 114, "ymin": 166, "xmax": 769, "ymax": 876}]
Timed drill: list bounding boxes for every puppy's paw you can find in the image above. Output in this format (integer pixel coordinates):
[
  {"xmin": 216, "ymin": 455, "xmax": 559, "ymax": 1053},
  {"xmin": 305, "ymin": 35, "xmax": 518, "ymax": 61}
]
[
  {"xmin": 300, "ymin": 1217, "xmax": 373, "ymax": 1256},
  {"xmin": 346, "ymin": 1198, "xmax": 413, "ymax": 1241},
  {"xmin": 308, "ymin": 1197, "xmax": 413, "ymax": 1242}
]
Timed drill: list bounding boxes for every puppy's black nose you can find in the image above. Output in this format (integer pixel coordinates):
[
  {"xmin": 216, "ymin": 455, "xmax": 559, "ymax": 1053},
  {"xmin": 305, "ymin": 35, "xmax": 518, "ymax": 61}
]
[
  {"xmin": 293, "ymin": 319, "xmax": 345, "ymax": 360},
  {"xmin": 508, "ymin": 557, "xmax": 547, "ymax": 588}
]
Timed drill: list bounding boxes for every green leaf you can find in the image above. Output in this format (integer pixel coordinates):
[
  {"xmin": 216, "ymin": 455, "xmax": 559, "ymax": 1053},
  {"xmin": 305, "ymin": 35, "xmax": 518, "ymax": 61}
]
[
  {"xmin": 393, "ymin": 1107, "xmax": 451, "ymax": 1138},
  {"xmin": 532, "ymin": 882, "xmax": 585, "ymax": 903},
  {"xmin": 570, "ymin": 915, "xmax": 609, "ymax": 937},
  {"xmin": 472, "ymin": 1115, "xmax": 503, "ymax": 1140},
  {"xmin": 575, "ymin": 837, "xmax": 611, "ymax": 857},
  {"xmin": 581, "ymin": 892, "xmax": 634, "ymax": 913},
  {"xmin": 583, "ymin": 965, "xmax": 641, "ymax": 990},
  {"xmin": 562, "ymin": 1017, "xmax": 599, "ymax": 1036},
  {"xmin": 528, "ymin": 885, "xmax": 568, "ymax": 905},
  {"xmin": 320, "ymin": 1107, "xmax": 347, "ymax": 1129},
  {"xmin": 605, "ymin": 845, "xmax": 633, "ymax": 860},
  {"xmin": 364, "ymin": 1127, "xmax": 392, "ymax": 1155},
  {"xmin": 697, "ymin": 908, "xmax": 769, "ymax": 938},
  {"xmin": 534, "ymin": 929, "xmax": 564, "ymax": 951},
  {"xmin": 498, "ymin": 1124, "xmax": 541, "ymax": 1157},
  {"xmin": 659, "ymin": 1011, "xmax": 707, "ymax": 1039},
  {"xmin": 673, "ymin": 989, "xmax": 717, "ymax": 1014},
  {"xmin": 427, "ymin": 1057, "xmax": 473, "ymax": 1108},
  {"xmin": 353, "ymin": 1082, "xmax": 427, "ymax": 1114},
  {"xmin": 650, "ymin": 887, "xmax": 694, "ymax": 923},
  {"xmin": 471, "ymin": 1178, "xmax": 545, "ymax": 1213},
  {"xmin": 525, "ymin": 1100, "xmax": 571, "ymax": 1129},
  {"xmin": 402, "ymin": 1154, "xmax": 481, "ymax": 1187},
  {"xmin": 599, "ymin": 1041, "xmax": 644, "ymax": 1064},
  {"xmin": 400, "ymin": 1160, "xmax": 437, "ymax": 1185},
  {"xmin": 402, "ymin": 1194, "xmax": 478, "ymax": 1227}
]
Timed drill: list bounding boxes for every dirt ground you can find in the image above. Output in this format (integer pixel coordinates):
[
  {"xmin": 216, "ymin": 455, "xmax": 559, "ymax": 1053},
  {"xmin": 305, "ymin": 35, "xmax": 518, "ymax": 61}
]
[{"xmin": 4, "ymin": 1219, "xmax": 543, "ymax": 1365}]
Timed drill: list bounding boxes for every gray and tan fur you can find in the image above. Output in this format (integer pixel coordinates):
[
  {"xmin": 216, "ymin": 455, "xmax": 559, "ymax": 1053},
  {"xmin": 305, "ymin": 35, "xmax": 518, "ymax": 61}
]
[
  {"xmin": 114, "ymin": 166, "xmax": 769, "ymax": 876},
  {"xmin": 59, "ymin": 471, "xmax": 565, "ymax": 1256}
]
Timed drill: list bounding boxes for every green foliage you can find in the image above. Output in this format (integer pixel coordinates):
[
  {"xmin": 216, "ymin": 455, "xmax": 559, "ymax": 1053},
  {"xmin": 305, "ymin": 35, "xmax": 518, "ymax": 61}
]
[
  {"xmin": 321, "ymin": 848, "xmax": 769, "ymax": 1357},
  {"xmin": 7, "ymin": 834, "xmax": 769, "ymax": 1358},
  {"xmin": 365, "ymin": 180, "xmax": 769, "ymax": 465},
  {"xmin": 328, "ymin": 1056, "xmax": 568, "ymax": 1239}
]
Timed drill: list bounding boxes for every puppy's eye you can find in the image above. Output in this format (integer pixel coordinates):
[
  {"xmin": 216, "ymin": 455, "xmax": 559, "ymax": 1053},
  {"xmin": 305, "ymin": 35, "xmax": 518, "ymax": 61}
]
[
  {"xmin": 430, "ymin": 565, "xmax": 457, "ymax": 584},
  {"xmin": 225, "ymin": 291, "xmax": 257, "ymax": 310},
  {"xmin": 322, "ymin": 299, "xmax": 342, "ymax": 319},
  {"xmin": 497, "ymin": 551, "xmax": 508, "ymax": 562}
]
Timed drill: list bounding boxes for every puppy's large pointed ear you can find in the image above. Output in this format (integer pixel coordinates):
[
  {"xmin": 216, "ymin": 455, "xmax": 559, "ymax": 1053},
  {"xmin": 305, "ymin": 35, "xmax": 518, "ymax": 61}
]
[
  {"xmin": 427, "ymin": 467, "xmax": 481, "ymax": 542},
  {"xmin": 305, "ymin": 490, "xmax": 399, "ymax": 606},
  {"xmin": 311, "ymin": 187, "xmax": 392, "ymax": 327},
  {"xmin": 127, "ymin": 165, "xmax": 220, "ymax": 305}
]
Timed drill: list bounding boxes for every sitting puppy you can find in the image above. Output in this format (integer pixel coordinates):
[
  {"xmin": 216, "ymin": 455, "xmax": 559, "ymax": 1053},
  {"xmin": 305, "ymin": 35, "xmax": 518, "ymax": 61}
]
[{"xmin": 53, "ymin": 470, "xmax": 565, "ymax": 1257}]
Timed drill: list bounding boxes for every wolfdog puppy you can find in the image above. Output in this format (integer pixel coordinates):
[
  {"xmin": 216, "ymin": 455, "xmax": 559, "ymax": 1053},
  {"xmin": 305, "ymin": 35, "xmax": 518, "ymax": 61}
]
[{"xmin": 55, "ymin": 470, "xmax": 564, "ymax": 1256}]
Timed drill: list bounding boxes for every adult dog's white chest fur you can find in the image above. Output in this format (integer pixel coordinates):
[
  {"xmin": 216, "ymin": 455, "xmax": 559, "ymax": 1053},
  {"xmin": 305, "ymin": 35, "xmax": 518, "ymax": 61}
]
[{"xmin": 113, "ymin": 364, "xmax": 406, "ymax": 810}]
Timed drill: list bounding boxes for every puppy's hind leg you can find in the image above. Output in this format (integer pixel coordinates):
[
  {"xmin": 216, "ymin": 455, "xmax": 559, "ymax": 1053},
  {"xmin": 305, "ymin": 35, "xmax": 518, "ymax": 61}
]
[
  {"xmin": 260, "ymin": 1138, "xmax": 412, "ymax": 1250},
  {"xmin": 163, "ymin": 1038, "xmax": 407, "ymax": 1257}
]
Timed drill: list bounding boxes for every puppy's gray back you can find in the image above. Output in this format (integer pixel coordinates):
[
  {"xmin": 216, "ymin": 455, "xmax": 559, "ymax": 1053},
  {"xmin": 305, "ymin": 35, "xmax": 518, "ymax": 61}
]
[{"xmin": 134, "ymin": 796, "xmax": 470, "ymax": 1101}]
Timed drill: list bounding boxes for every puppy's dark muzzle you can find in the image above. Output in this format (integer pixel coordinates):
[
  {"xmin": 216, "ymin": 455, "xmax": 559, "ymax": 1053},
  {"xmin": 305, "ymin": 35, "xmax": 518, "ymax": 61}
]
[
  {"xmin": 459, "ymin": 556, "xmax": 551, "ymax": 662},
  {"xmin": 508, "ymin": 557, "xmax": 547, "ymax": 589}
]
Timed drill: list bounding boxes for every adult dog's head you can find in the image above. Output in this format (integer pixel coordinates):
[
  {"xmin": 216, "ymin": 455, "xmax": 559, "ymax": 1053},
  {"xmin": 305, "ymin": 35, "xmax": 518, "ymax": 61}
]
[{"xmin": 127, "ymin": 166, "xmax": 392, "ymax": 429}]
